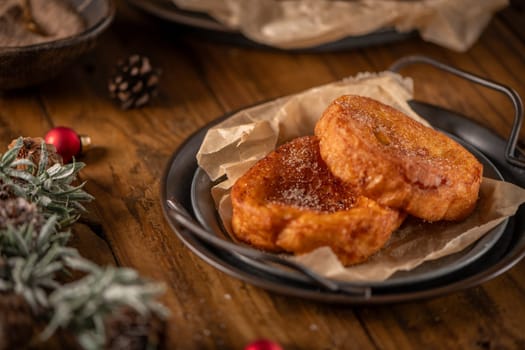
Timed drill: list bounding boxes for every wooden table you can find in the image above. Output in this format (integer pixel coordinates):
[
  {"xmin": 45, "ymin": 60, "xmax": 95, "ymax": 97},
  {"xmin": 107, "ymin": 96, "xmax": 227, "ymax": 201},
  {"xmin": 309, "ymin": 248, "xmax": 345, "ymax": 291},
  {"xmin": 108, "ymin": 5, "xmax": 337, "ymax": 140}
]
[{"xmin": 2, "ymin": 1, "xmax": 525, "ymax": 349}]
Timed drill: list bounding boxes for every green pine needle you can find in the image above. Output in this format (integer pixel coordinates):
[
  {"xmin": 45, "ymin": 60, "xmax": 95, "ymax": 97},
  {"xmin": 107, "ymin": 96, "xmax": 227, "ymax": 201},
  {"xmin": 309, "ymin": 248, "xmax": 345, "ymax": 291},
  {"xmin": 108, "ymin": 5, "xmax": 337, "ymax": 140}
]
[
  {"xmin": 0, "ymin": 137, "xmax": 94, "ymax": 227},
  {"xmin": 0, "ymin": 137, "xmax": 167, "ymax": 349},
  {"xmin": 41, "ymin": 262, "xmax": 168, "ymax": 347},
  {"xmin": 0, "ymin": 215, "xmax": 78, "ymax": 311}
]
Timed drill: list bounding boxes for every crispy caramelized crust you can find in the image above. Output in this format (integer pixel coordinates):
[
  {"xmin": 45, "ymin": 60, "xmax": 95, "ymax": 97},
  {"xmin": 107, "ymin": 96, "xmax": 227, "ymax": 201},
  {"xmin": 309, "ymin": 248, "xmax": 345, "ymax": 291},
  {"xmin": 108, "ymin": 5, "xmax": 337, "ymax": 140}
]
[
  {"xmin": 315, "ymin": 95, "xmax": 483, "ymax": 222},
  {"xmin": 230, "ymin": 136, "xmax": 405, "ymax": 265}
]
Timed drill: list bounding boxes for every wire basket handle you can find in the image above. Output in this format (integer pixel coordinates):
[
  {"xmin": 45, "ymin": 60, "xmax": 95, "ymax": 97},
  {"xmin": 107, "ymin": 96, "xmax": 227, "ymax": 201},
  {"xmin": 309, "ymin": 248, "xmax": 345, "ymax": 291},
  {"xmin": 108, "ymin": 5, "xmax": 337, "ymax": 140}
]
[
  {"xmin": 166, "ymin": 199, "xmax": 372, "ymax": 297},
  {"xmin": 389, "ymin": 55, "xmax": 524, "ymax": 169}
]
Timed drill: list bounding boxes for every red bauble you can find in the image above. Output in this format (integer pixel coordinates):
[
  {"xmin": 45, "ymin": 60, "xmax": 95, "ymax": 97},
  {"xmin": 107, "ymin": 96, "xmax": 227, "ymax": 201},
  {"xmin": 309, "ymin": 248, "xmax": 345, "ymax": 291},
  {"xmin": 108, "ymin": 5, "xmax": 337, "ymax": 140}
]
[
  {"xmin": 44, "ymin": 127, "xmax": 91, "ymax": 163},
  {"xmin": 244, "ymin": 339, "xmax": 283, "ymax": 350}
]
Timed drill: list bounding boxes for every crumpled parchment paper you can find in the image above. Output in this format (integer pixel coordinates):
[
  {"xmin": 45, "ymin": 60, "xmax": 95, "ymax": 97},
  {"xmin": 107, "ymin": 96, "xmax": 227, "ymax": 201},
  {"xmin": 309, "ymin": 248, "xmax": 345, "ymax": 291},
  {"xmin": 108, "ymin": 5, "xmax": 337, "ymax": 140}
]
[
  {"xmin": 172, "ymin": 0, "xmax": 508, "ymax": 51},
  {"xmin": 195, "ymin": 71, "xmax": 525, "ymax": 282}
]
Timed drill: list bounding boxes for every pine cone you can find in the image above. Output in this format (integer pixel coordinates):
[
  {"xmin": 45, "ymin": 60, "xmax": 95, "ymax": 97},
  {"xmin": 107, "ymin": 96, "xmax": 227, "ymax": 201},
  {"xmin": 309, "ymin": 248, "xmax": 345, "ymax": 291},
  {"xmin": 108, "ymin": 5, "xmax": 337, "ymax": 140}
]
[
  {"xmin": 0, "ymin": 198, "xmax": 43, "ymax": 231},
  {"xmin": 8, "ymin": 137, "xmax": 63, "ymax": 173},
  {"xmin": 108, "ymin": 54, "xmax": 160, "ymax": 109},
  {"xmin": 104, "ymin": 307, "xmax": 165, "ymax": 350},
  {"xmin": 0, "ymin": 183, "xmax": 11, "ymax": 201},
  {"xmin": 0, "ymin": 292, "xmax": 80, "ymax": 350},
  {"xmin": 0, "ymin": 256, "xmax": 7, "ymax": 281},
  {"xmin": 0, "ymin": 292, "xmax": 36, "ymax": 350}
]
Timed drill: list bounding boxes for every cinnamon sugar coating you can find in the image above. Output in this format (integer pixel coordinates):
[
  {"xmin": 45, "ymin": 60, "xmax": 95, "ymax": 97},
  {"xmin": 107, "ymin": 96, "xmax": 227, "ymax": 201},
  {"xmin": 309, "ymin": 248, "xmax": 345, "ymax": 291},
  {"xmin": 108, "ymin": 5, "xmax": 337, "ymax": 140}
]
[
  {"xmin": 315, "ymin": 95, "xmax": 483, "ymax": 222},
  {"xmin": 230, "ymin": 136, "xmax": 404, "ymax": 266}
]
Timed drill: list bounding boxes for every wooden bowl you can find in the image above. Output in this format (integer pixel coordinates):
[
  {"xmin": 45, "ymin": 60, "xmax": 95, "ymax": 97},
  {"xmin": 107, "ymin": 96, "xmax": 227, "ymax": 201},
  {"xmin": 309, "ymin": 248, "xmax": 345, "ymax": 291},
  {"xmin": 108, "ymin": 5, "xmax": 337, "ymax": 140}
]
[{"xmin": 0, "ymin": 0, "xmax": 115, "ymax": 90}]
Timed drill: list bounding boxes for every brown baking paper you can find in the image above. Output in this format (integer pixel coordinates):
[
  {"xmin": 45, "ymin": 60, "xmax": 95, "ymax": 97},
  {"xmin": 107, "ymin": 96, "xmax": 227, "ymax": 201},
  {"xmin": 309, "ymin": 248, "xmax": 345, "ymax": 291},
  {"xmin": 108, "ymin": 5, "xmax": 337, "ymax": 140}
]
[
  {"xmin": 196, "ymin": 71, "xmax": 525, "ymax": 282},
  {"xmin": 172, "ymin": 0, "xmax": 508, "ymax": 52}
]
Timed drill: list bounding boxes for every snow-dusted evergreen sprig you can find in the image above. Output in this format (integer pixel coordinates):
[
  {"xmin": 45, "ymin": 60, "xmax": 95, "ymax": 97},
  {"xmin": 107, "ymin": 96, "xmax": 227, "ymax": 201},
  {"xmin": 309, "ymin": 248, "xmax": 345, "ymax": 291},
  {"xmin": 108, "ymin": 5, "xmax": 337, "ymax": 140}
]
[
  {"xmin": 0, "ymin": 140, "xmax": 35, "ymax": 196},
  {"xmin": 0, "ymin": 137, "xmax": 167, "ymax": 349},
  {"xmin": 1, "ymin": 138, "xmax": 94, "ymax": 226},
  {"xmin": 42, "ymin": 259, "xmax": 168, "ymax": 350},
  {"xmin": 0, "ymin": 213, "xmax": 80, "ymax": 311}
]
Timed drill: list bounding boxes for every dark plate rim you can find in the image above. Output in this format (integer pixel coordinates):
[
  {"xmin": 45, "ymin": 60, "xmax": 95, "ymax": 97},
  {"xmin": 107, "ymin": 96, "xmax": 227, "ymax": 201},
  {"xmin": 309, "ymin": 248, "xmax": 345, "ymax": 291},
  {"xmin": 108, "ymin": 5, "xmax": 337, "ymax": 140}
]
[
  {"xmin": 126, "ymin": 0, "xmax": 231, "ymax": 32},
  {"xmin": 189, "ymin": 141, "xmax": 508, "ymax": 288}
]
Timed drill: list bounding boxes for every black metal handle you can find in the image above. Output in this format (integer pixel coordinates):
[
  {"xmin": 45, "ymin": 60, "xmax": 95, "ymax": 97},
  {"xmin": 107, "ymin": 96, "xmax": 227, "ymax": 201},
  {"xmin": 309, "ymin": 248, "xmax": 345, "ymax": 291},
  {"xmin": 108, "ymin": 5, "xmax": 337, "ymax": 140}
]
[
  {"xmin": 389, "ymin": 55, "xmax": 525, "ymax": 169},
  {"xmin": 166, "ymin": 198, "xmax": 372, "ymax": 297}
]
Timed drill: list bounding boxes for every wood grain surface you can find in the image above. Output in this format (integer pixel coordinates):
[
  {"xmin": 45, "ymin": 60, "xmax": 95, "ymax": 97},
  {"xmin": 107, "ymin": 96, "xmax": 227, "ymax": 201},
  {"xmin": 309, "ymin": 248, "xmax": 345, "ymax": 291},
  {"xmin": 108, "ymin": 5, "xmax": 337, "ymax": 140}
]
[{"xmin": 1, "ymin": 1, "xmax": 525, "ymax": 349}]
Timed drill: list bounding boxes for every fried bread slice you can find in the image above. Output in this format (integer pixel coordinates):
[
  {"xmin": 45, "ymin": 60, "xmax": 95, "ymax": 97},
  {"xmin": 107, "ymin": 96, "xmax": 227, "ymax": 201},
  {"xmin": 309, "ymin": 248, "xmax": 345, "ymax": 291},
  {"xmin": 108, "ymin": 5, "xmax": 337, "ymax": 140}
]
[
  {"xmin": 315, "ymin": 95, "xmax": 483, "ymax": 222},
  {"xmin": 230, "ymin": 136, "xmax": 405, "ymax": 266}
]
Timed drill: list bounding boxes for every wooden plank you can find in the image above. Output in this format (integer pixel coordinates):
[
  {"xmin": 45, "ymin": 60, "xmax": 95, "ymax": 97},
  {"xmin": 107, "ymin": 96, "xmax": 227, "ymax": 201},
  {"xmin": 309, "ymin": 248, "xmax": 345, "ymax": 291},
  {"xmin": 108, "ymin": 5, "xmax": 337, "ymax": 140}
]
[
  {"xmin": 499, "ymin": 0, "xmax": 525, "ymax": 43},
  {"xmin": 0, "ymin": 92, "xmax": 117, "ymax": 269},
  {"xmin": 2, "ymin": 0, "xmax": 525, "ymax": 348}
]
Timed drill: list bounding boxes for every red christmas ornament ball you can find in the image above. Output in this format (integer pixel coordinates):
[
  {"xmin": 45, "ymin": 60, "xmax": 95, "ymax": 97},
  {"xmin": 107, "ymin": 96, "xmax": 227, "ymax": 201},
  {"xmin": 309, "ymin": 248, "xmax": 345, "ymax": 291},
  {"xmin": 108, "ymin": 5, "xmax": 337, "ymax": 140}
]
[
  {"xmin": 44, "ymin": 127, "xmax": 90, "ymax": 163},
  {"xmin": 244, "ymin": 339, "xmax": 283, "ymax": 350}
]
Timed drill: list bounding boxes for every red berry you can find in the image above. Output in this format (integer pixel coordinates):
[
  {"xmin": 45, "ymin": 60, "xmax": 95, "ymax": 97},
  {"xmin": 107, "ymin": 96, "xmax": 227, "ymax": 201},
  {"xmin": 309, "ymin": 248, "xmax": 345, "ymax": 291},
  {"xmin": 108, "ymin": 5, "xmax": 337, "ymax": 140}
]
[
  {"xmin": 244, "ymin": 339, "xmax": 283, "ymax": 350},
  {"xmin": 44, "ymin": 127, "xmax": 82, "ymax": 163}
]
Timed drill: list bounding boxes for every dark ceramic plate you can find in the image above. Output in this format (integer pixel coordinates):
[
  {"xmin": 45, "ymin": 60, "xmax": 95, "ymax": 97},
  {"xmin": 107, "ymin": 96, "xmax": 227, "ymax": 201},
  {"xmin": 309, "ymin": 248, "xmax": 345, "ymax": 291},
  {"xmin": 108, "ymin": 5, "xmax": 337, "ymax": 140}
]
[
  {"xmin": 190, "ymin": 136, "xmax": 507, "ymax": 288},
  {"xmin": 127, "ymin": 0, "xmax": 415, "ymax": 52},
  {"xmin": 161, "ymin": 100, "xmax": 525, "ymax": 303}
]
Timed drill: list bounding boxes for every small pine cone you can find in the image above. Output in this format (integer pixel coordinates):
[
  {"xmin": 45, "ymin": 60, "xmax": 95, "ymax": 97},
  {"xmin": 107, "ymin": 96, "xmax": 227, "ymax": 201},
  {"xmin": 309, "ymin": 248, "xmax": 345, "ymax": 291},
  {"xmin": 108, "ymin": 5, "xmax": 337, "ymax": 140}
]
[
  {"xmin": 108, "ymin": 54, "xmax": 160, "ymax": 110},
  {"xmin": 8, "ymin": 137, "xmax": 63, "ymax": 173},
  {"xmin": 0, "ymin": 198, "xmax": 44, "ymax": 231},
  {"xmin": 0, "ymin": 183, "xmax": 12, "ymax": 201},
  {"xmin": 104, "ymin": 307, "xmax": 165, "ymax": 350},
  {"xmin": 0, "ymin": 292, "xmax": 37, "ymax": 350},
  {"xmin": 0, "ymin": 256, "xmax": 7, "ymax": 280}
]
